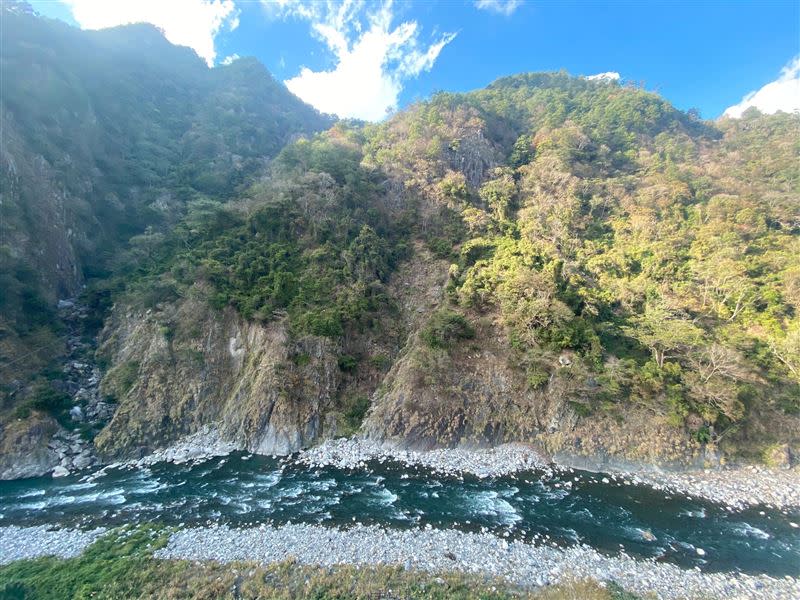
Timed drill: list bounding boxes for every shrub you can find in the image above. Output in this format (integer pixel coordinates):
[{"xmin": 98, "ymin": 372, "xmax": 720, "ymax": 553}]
[
  {"xmin": 337, "ymin": 355, "xmax": 358, "ymax": 372},
  {"xmin": 344, "ymin": 395, "xmax": 371, "ymax": 430},
  {"xmin": 295, "ymin": 309, "xmax": 344, "ymax": 338},
  {"xmin": 292, "ymin": 353, "xmax": 311, "ymax": 367},
  {"xmin": 105, "ymin": 361, "xmax": 140, "ymax": 398},
  {"xmin": 426, "ymin": 237, "xmax": 454, "ymax": 260},
  {"xmin": 569, "ymin": 400, "xmax": 592, "ymax": 417},
  {"xmin": 527, "ymin": 368, "xmax": 550, "ymax": 389},
  {"xmin": 694, "ymin": 425, "xmax": 712, "ymax": 444},
  {"xmin": 369, "ymin": 354, "xmax": 391, "ymax": 370},
  {"xmin": 13, "ymin": 382, "xmax": 71, "ymax": 418},
  {"xmin": 421, "ymin": 309, "xmax": 476, "ymax": 350},
  {"xmin": 28, "ymin": 385, "xmax": 70, "ymax": 414}
]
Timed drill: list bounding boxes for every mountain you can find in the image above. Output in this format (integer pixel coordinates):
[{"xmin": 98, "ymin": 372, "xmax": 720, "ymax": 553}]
[
  {"xmin": 91, "ymin": 75, "xmax": 800, "ymax": 467},
  {"xmin": 0, "ymin": 7, "xmax": 332, "ymax": 385},
  {"xmin": 1, "ymin": 9, "xmax": 798, "ymax": 478}
]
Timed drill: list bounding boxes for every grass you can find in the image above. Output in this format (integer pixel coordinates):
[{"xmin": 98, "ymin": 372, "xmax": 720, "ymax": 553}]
[{"xmin": 0, "ymin": 526, "xmax": 644, "ymax": 600}]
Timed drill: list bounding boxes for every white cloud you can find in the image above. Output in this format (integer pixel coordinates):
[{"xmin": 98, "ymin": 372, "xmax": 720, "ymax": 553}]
[
  {"xmin": 474, "ymin": 0, "xmax": 522, "ymax": 16},
  {"xmin": 221, "ymin": 53, "xmax": 240, "ymax": 65},
  {"xmin": 62, "ymin": 0, "xmax": 239, "ymax": 67},
  {"xmin": 585, "ymin": 72, "xmax": 621, "ymax": 82},
  {"xmin": 724, "ymin": 56, "xmax": 800, "ymax": 118},
  {"xmin": 272, "ymin": 1, "xmax": 455, "ymax": 121}
]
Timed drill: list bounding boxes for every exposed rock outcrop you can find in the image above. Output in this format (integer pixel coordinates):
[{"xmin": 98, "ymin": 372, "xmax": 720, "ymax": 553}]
[
  {"xmin": 93, "ymin": 243, "xmax": 711, "ymax": 467},
  {"xmin": 364, "ymin": 317, "xmax": 705, "ymax": 465},
  {"xmin": 0, "ymin": 300, "xmax": 107, "ymax": 480},
  {"xmin": 0, "ymin": 414, "xmax": 59, "ymax": 480},
  {"xmin": 94, "ymin": 296, "xmax": 340, "ymax": 459}
]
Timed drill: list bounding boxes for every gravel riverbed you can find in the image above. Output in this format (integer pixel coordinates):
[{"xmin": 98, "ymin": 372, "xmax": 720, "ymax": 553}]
[
  {"xmin": 611, "ymin": 465, "xmax": 800, "ymax": 511},
  {"xmin": 2, "ymin": 523, "xmax": 796, "ymax": 599},
  {"xmin": 0, "ymin": 525, "xmax": 106, "ymax": 564},
  {"xmin": 298, "ymin": 438, "xmax": 553, "ymax": 478},
  {"xmin": 299, "ymin": 438, "xmax": 800, "ymax": 510},
  {"xmin": 157, "ymin": 523, "xmax": 798, "ymax": 600}
]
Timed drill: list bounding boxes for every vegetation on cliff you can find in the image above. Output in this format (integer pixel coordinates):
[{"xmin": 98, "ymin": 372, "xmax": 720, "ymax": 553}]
[
  {"xmin": 0, "ymin": 6, "xmax": 331, "ymax": 390},
  {"xmin": 110, "ymin": 75, "xmax": 799, "ymax": 459},
  {"xmin": 2, "ymin": 8, "xmax": 798, "ymax": 464},
  {"xmin": 118, "ymin": 128, "xmax": 409, "ymax": 340}
]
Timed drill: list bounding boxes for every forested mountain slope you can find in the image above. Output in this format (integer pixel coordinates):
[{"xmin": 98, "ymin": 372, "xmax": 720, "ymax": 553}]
[
  {"xmin": 0, "ymin": 7, "xmax": 331, "ymax": 385},
  {"xmin": 1, "ymin": 8, "xmax": 798, "ymax": 475},
  {"xmin": 95, "ymin": 75, "xmax": 800, "ymax": 465}
]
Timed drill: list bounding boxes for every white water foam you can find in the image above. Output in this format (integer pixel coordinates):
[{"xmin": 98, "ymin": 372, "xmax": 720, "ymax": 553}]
[
  {"xmin": 467, "ymin": 491, "xmax": 522, "ymax": 525},
  {"xmin": 732, "ymin": 523, "xmax": 771, "ymax": 540}
]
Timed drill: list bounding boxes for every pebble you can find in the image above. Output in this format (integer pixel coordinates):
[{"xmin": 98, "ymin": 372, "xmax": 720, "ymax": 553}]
[
  {"xmin": 297, "ymin": 438, "xmax": 552, "ymax": 479},
  {"xmin": 0, "ymin": 526, "xmax": 106, "ymax": 564},
  {"xmin": 150, "ymin": 523, "xmax": 798, "ymax": 600},
  {"xmin": 298, "ymin": 438, "xmax": 800, "ymax": 510}
]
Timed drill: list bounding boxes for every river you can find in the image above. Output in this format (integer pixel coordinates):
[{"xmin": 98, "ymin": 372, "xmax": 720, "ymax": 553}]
[{"xmin": 0, "ymin": 452, "xmax": 797, "ymax": 578}]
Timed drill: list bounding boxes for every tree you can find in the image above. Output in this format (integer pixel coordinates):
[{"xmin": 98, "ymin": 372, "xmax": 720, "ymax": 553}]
[
  {"xmin": 127, "ymin": 227, "xmax": 165, "ymax": 269},
  {"xmin": 685, "ymin": 344, "xmax": 748, "ymax": 421},
  {"xmin": 437, "ymin": 170, "xmax": 469, "ymax": 207},
  {"xmin": 509, "ymin": 134, "xmax": 533, "ymax": 168},
  {"xmin": 344, "ymin": 225, "xmax": 390, "ymax": 283},
  {"xmin": 496, "ymin": 268, "xmax": 573, "ymax": 348},
  {"xmin": 461, "ymin": 207, "xmax": 492, "ymax": 235},
  {"xmin": 478, "ymin": 167, "xmax": 516, "ymax": 222},
  {"xmin": 421, "ymin": 309, "xmax": 475, "ymax": 349},
  {"xmin": 770, "ymin": 319, "xmax": 800, "ymax": 383},
  {"xmin": 624, "ymin": 302, "xmax": 704, "ymax": 369},
  {"xmin": 518, "ymin": 156, "xmax": 585, "ymax": 258}
]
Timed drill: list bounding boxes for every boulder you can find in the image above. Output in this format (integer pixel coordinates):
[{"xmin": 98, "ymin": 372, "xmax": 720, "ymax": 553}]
[
  {"xmin": 70, "ymin": 405, "xmax": 84, "ymax": 422},
  {"xmin": 52, "ymin": 465, "xmax": 70, "ymax": 477},
  {"xmin": 72, "ymin": 453, "xmax": 93, "ymax": 470}
]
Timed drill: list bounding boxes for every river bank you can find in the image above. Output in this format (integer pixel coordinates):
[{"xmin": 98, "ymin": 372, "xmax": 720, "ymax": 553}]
[
  {"xmin": 1, "ymin": 523, "xmax": 797, "ymax": 600},
  {"xmin": 297, "ymin": 438, "xmax": 800, "ymax": 510},
  {"xmin": 71, "ymin": 434, "xmax": 800, "ymax": 513}
]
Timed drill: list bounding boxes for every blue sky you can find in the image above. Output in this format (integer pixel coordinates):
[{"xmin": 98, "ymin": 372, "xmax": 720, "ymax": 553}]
[{"xmin": 33, "ymin": 1, "xmax": 800, "ymax": 121}]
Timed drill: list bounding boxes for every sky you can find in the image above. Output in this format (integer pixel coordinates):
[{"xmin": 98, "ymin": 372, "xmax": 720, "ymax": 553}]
[{"xmin": 30, "ymin": 0, "xmax": 800, "ymax": 122}]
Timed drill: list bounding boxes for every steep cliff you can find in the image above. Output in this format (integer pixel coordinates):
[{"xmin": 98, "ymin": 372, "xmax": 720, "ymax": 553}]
[
  {"xmin": 0, "ymin": 7, "xmax": 331, "ymax": 385},
  {"xmin": 365, "ymin": 323, "xmax": 703, "ymax": 464},
  {"xmin": 3, "ymin": 12, "xmax": 799, "ymax": 474},
  {"xmin": 94, "ymin": 296, "xmax": 339, "ymax": 458},
  {"xmin": 0, "ymin": 8, "xmax": 333, "ymax": 473},
  {"xmin": 0, "ymin": 413, "xmax": 59, "ymax": 480},
  {"xmin": 84, "ymin": 86, "xmax": 800, "ymax": 468}
]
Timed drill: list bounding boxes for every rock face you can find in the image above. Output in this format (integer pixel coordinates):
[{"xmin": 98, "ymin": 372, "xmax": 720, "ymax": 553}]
[
  {"xmin": 445, "ymin": 130, "xmax": 499, "ymax": 189},
  {"xmin": 364, "ymin": 323, "xmax": 543, "ymax": 450},
  {"xmin": 364, "ymin": 317, "xmax": 704, "ymax": 464},
  {"xmin": 93, "ymin": 244, "xmax": 708, "ymax": 467},
  {"xmin": 94, "ymin": 297, "xmax": 339, "ymax": 459},
  {"xmin": 362, "ymin": 255, "xmax": 705, "ymax": 465},
  {"xmin": 0, "ymin": 414, "xmax": 59, "ymax": 480},
  {"xmin": 0, "ymin": 300, "xmax": 109, "ymax": 480},
  {"xmin": 91, "ymin": 243, "xmax": 447, "ymax": 461}
]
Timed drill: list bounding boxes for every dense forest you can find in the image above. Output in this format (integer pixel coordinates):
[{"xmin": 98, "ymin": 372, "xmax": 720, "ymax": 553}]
[{"xmin": 2, "ymin": 6, "xmax": 799, "ymax": 466}]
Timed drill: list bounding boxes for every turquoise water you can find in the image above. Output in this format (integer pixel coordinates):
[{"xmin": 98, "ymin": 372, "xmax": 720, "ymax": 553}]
[{"xmin": 0, "ymin": 453, "xmax": 797, "ymax": 576}]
